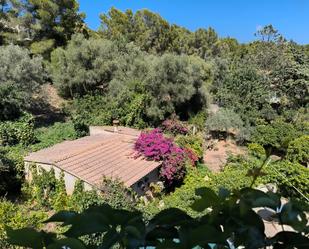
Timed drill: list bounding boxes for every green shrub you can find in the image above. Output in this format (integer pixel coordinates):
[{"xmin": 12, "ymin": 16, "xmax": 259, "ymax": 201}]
[
  {"xmin": 263, "ymin": 160, "xmax": 309, "ymax": 199},
  {"xmin": 31, "ymin": 122, "xmax": 77, "ymax": 151},
  {"xmin": 0, "ymin": 147, "xmax": 23, "ymax": 196},
  {"xmin": 251, "ymin": 119, "xmax": 304, "ymax": 153},
  {"xmin": 207, "ymin": 160, "xmax": 255, "ymax": 191},
  {"xmin": 205, "ymin": 108, "xmax": 244, "ymax": 138},
  {"xmin": 143, "ymin": 166, "xmax": 210, "ymax": 218},
  {"xmin": 51, "ymin": 172, "xmax": 69, "ymax": 211},
  {"xmin": 286, "ymin": 135, "xmax": 309, "ymax": 166},
  {"xmin": 221, "ymin": 155, "xmax": 309, "ymax": 200},
  {"xmin": 67, "ymin": 95, "xmax": 114, "ymax": 126},
  {"xmin": 0, "ymin": 45, "xmax": 45, "ymax": 121},
  {"xmin": 175, "ymin": 134, "xmax": 204, "ymax": 160},
  {"xmin": 99, "ymin": 177, "xmax": 136, "ymax": 211},
  {"xmin": 188, "ymin": 111, "xmax": 207, "ymax": 132},
  {"xmin": 72, "ymin": 117, "xmax": 90, "ymax": 138},
  {"xmin": 0, "ymin": 200, "xmax": 47, "ymax": 248},
  {"xmin": 248, "ymin": 143, "xmax": 266, "ymax": 159},
  {"xmin": 27, "ymin": 166, "xmax": 57, "ymax": 208},
  {"xmin": 0, "ymin": 113, "xmax": 35, "ymax": 146}
]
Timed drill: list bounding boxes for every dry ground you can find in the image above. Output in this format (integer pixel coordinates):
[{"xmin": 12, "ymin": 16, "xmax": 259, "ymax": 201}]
[{"xmin": 203, "ymin": 139, "xmax": 246, "ymax": 172}]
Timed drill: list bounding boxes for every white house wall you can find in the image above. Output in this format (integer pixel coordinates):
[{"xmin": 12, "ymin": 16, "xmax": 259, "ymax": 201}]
[
  {"xmin": 24, "ymin": 162, "xmax": 93, "ymax": 194},
  {"xmin": 25, "ymin": 162, "xmax": 159, "ymax": 196}
]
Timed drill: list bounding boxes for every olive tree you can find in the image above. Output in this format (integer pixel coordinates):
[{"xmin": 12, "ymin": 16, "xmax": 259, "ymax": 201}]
[
  {"xmin": 145, "ymin": 54, "xmax": 213, "ymax": 122},
  {"xmin": 205, "ymin": 108, "xmax": 244, "ymax": 139},
  {"xmin": 50, "ymin": 34, "xmax": 144, "ymax": 98},
  {"xmin": 0, "ymin": 45, "xmax": 45, "ymax": 120}
]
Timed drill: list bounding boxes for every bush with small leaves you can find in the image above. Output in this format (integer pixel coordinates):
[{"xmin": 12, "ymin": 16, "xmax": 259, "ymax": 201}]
[
  {"xmin": 0, "ymin": 113, "xmax": 36, "ymax": 146},
  {"xmin": 31, "ymin": 122, "xmax": 77, "ymax": 151},
  {"xmin": 175, "ymin": 134, "xmax": 204, "ymax": 161},
  {"xmin": 0, "ymin": 200, "xmax": 48, "ymax": 249},
  {"xmin": 205, "ymin": 108, "xmax": 244, "ymax": 139},
  {"xmin": 248, "ymin": 143, "xmax": 266, "ymax": 159},
  {"xmin": 6, "ymin": 187, "xmax": 309, "ymax": 249},
  {"xmin": 0, "ymin": 45, "xmax": 45, "ymax": 121},
  {"xmin": 72, "ymin": 117, "xmax": 89, "ymax": 138},
  {"xmin": 251, "ymin": 119, "xmax": 303, "ymax": 153},
  {"xmin": 286, "ymin": 135, "xmax": 309, "ymax": 166}
]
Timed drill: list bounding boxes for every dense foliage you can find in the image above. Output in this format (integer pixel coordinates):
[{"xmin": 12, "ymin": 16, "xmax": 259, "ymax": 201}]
[
  {"xmin": 6, "ymin": 187, "xmax": 309, "ymax": 249},
  {"xmin": 251, "ymin": 119, "xmax": 308, "ymax": 153},
  {"xmin": 1, "ymin": 3, "xmax": 309, "ymax": 248},
  {"xmin": 205, "ymin": 108, "xmax": 244, "ymax": 139},
  {"xmin": 0, "ymin": 45, "xmax": 45, "ymax": 120},
  {"xmin": 135, "ymin": 129, "xmax": 197, "ymax": 186},
  {"xmin": 286, "ymin": 135, "xmax": 309, "ymax": 166}
]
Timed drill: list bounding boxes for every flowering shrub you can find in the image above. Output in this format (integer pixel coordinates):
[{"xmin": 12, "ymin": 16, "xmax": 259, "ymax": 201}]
[
  {"xmin": 183, "ymin": 148, "xmax": 199, "ymax": 165},
  {"xmin": 134, "ymin": 129, "xmax": 174, "ymax": 161},
  {"xmin": 160, "ymin": 146, "xmax": 187, "ymax": 186},
  {"xmin": 135, "ymin": 129, "xmax": 195, "ymax": 187},
  {"xmin": 175, "ymin": 134, "xmax": 204, "ymax": 161},
  {"xmin": 161, "ymin": 118, "xmax": 188, "ymax": 135}
]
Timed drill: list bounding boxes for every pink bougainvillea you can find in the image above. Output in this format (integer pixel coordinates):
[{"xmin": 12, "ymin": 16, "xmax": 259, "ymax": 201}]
[
  {"xmin": 183, "ymin": 148, "xmax": 199, "ymax": 165},
  {"xmin": 134, "ymin": 128, "xmax": 174, "ymax": 161},
  {"xmin": 160, "ymin": 146, "xmax": 187, "ymax": 186},
  {"xmin": 135, "ymin": 129, "xmax": 196, "ymax": 187},
  {"xmin": 161, "ymin": 119, "xmax": 188, "ymax": 135}
]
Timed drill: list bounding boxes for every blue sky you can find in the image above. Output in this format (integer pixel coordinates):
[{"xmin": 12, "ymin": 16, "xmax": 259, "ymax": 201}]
[{"xmin": 78, "ymin": 0, "xmax": 309, "ymax": 44}]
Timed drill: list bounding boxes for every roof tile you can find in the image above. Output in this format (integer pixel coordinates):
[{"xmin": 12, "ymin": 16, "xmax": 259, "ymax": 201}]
[{"xmin": 25, "ymin": 130, "xmax": 161, "ymax": 187}]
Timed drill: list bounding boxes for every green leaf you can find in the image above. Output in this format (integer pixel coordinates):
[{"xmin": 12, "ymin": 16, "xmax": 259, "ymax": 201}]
[
  {"xmin": 218, "ymin": 188, "xmax": 230, "ymax": 199},
  {"xmin": 47, "ymin": 238, "xmax": 87, "ymax": 249},
  {"xmin": 97, "ymin": 229, "xmax": 120, "ymax": 249},
  {"xmin": 6, "ymin": 227, "xmax": 44, "ymax": 248},
  {"xmin": 272, "ymin": 231, "xmax": 309, "ymax": 249},
  {"xmin": 191, "ymin": 187, "xmax": 220, "ymax": 212},
  {"xmin": 44, "ymin": 210, "xmax": 77, "ymax": 224},
  {"xmin": 279, "ymin": 202, "xmax": 307, "ymax": 231},
  {"xmin": 150, "ymin": 208, "xmax": 192, "ymax": 226},
  {"xmin": 189, "ymin": 225, "xmax": 227, "ymax": 245},
  {"xmin": 239, "ymin": 188, "xmax": 280, "ymax": 209},
  {"xmin": 64, "ymin": 212, "xmax": 110, "ymax": 237}
]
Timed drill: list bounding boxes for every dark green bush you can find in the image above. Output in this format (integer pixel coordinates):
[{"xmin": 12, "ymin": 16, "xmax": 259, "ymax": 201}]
[
  {"xmin": 286, "ymin": 135, "xmax": 309, "ymax": 166},
  {"xmin": 0, "ymin": 45, "xmax": 45, "ymax": 121},
  {"xmin": 0, "ymin": 113, "xmax": 35, "ymax": 146},
  {"xmin": 175, "ymin": 134, "xmax": 204, "ymax": 160},
  {"xmin": 251, "ymin": 119, "xmax": 305, "ymax": 153},
  {"xmin": 67, "ymin": 95, "xmax": 114, "ymax": 126},
  {"xmin": 263, "ymin": 160, "xmax": 309, "ymax": 199},
  {"xmin": 0, "ymin": 148, "xmax": 22, "ymax": 196},
  {"xmin": 72, "ymin": 117, "xmax": 90, "ymax": 138},
  {"xmin": 7, "ymin": 186, "xmax": 309, "ymax": 249},
  {"xmin": 0, "ymin": 200, "xmax": 48, "ymax": 249}
]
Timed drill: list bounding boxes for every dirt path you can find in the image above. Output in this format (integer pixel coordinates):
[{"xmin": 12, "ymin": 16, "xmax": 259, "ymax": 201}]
[{"xmin": 203, "ymin": 140, "xmax": 246, "ymax": 172}]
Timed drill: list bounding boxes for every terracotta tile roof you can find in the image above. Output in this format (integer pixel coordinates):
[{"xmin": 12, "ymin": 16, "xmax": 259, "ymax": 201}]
[
  {"xmin": 89, "ymin": 126, "xmax": 142, "ymax": 137},
  {"xmin": 25, "ymin": 132, "xmax": 161, "ymax": 188}
]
